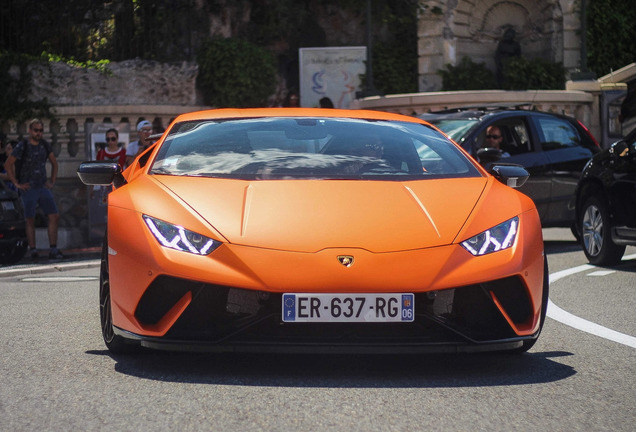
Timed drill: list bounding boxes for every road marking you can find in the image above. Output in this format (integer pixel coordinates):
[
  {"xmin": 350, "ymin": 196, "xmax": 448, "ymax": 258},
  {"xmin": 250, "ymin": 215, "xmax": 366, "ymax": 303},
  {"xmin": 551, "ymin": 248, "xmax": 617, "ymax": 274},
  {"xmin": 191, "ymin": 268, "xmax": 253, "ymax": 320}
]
[
  {"xmin": 547, "ymin": 254, "xmax": 636, "ymax": 349},
  {"xmin": 587, "ymin": 270, "xmax": 615, "ymax": 276},
  {"xmin": 21, "ymin": 276, "xmax": 99, "ymax": 282}
]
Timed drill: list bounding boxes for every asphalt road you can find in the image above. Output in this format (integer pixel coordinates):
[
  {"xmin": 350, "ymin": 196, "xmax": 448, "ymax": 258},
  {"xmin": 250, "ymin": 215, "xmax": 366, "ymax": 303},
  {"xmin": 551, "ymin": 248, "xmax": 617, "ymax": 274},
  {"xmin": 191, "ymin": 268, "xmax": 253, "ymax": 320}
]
[{"xmin": 1, "ymin": 229, "xmax": 634, "ymax": 431}]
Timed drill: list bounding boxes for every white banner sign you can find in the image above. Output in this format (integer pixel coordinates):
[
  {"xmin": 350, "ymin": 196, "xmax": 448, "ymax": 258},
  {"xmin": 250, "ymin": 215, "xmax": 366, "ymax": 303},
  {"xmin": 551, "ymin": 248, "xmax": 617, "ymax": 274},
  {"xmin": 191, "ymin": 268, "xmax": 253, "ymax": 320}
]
[{"xmin": 299, "ymin": 47, "xmax": 367, "ymax": 109}]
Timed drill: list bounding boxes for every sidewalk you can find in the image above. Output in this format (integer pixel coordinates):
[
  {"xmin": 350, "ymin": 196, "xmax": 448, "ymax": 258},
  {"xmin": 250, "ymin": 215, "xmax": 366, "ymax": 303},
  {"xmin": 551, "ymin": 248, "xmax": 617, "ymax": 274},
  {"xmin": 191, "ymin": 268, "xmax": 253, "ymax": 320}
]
[{"xmin": 0, "ymin": 246, "xmax": 102, "ymax": 277}]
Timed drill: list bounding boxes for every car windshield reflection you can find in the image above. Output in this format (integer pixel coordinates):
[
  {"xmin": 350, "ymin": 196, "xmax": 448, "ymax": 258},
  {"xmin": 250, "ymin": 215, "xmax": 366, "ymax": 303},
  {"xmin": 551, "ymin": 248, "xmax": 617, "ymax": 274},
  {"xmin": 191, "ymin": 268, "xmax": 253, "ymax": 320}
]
[{"xmin": 150, "ymin": 117, "xmax": 480, "ymax": 180}]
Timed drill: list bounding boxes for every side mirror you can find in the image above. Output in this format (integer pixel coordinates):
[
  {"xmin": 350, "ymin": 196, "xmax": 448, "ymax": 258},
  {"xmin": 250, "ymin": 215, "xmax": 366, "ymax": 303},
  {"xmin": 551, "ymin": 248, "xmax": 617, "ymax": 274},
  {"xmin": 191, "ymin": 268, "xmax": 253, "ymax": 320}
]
[
  {"xmin": 476, "ymin": 147, "xmax": 503, "ymax": 165},
  {"xmin": 77, "ymin": 161, "xmax": 127, "ymax": 188},
  {"xmin": 609, "ymin": 140, "xmax": 630, "ymax": 158},
  {"xmin": 486, "ymin": 163, "xmax": 529, "ymax": 188}
]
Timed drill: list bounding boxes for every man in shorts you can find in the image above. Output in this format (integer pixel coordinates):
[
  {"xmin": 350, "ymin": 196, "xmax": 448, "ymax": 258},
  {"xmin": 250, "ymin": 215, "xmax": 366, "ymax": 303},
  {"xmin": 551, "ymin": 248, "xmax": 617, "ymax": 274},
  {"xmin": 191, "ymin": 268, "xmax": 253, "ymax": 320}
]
[{"xmin": 4, "ymin": 119, "xmax": 64, "ymax": 261}]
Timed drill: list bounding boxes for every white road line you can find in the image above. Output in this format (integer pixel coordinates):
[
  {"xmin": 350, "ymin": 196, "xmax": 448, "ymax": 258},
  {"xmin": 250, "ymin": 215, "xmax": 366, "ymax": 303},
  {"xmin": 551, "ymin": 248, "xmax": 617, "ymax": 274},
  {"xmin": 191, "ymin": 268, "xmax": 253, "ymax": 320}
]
[
  {"xmin": 547, "ymin": 254, "xmax": 636, "ymax": 349},
  {"xmin": 586, "ymin": 270, "xmax": 616, "ymax": 276}
]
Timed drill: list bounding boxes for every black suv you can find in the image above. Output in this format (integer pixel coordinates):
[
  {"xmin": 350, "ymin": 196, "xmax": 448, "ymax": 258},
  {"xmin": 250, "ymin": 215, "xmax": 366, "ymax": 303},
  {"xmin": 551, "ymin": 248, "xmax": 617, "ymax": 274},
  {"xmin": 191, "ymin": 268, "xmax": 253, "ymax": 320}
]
[
  {"xmin": 574, "ymin": 128, "xmax": 636, "ymax": 265},
  {"xmin": 0, "ymin": 180, "xmax": 27, "ymax": 264},
  {"xmin": 419, "ymin": 106, "xmax": 600, "ymax": 227}
]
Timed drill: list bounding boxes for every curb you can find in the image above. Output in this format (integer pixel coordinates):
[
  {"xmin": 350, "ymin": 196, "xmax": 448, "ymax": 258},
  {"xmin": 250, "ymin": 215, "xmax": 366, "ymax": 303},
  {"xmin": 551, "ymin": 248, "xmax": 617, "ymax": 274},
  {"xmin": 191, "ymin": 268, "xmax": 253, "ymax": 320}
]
[{"xmin": 0, "ymin": 259, "xmax": 101, "ymax": 278}]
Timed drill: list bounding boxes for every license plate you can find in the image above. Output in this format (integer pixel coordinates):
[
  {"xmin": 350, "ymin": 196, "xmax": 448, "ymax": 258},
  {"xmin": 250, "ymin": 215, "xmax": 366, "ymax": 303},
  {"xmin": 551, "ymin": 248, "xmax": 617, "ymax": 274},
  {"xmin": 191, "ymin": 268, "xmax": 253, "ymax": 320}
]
[
  {"xmin": 1, "ymin": 201, "xmax": 15, "ymax": 211},
  {"xmin": 282, "ymin": 293, "xmax": 414, "ymax": 323}
]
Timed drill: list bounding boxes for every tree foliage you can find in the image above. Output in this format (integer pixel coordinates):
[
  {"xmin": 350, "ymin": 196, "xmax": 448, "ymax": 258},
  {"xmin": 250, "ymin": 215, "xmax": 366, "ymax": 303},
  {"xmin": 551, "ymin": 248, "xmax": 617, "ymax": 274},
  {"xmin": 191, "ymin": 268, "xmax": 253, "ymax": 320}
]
[
  {"xmin": 438, "ymin": 56, "xmax": 565, "ymax": 91},
  {"xmin": 0, "ymin": 51, "xmax": 51, "ymax": 123},
  {"xmin": 365, "ymin": 0, "xmax": 420, "ymax": 95},
  {"xmin": 586, "ymin": 0, "xmax": 636, "ymax": 77},
  {"xmin": 197, "ymin": 37, "xmax": 277, "ymax": 108},
  {"xmin": 502, "ymin": 57, "xmax": 565, "ymax": 90},
  {"xmin": 438, "ymin": 57, "xmax": 498, "ymax": 91}
]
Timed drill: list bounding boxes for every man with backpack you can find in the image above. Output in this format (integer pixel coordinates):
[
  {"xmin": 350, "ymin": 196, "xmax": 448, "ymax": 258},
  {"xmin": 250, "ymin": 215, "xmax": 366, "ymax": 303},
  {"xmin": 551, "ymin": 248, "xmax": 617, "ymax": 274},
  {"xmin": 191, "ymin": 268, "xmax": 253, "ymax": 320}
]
[{"xmin": 4, "ymin": 119, "xmax": 64, "ymax": 261}]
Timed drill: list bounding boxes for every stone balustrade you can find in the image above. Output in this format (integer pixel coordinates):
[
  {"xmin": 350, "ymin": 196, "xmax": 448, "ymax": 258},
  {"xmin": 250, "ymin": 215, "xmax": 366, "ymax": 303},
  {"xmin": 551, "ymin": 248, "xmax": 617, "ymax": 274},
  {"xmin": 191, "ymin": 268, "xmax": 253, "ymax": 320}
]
[
  {"xmin": 0, "ymin": 105, "xmax": 207, "ymax": 250},
  {"xmin": 1, "ymin": 105, "xmax": 206, "ymax": 179}
]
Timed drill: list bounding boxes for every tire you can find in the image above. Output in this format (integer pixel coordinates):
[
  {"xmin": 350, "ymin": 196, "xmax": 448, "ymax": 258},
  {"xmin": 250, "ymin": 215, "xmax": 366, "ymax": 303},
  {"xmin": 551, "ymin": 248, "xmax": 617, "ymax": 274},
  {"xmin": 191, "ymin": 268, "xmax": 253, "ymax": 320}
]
[
  {"xmin": 100, "ymin": 237, "xmax": 140, "ymax": 353},
  {"xmin": 511, "ymin": 255, "xmax": 549, "ymax": 353},
  {"xmin": 579, "ymin": 195, "xmax": 625, "ymax": 266}
]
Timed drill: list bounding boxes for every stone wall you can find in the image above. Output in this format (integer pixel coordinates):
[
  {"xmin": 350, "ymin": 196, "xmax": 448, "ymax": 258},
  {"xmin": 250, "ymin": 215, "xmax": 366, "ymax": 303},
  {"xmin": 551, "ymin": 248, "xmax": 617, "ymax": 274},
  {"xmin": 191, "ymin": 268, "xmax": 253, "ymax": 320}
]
[
  {"xmin": 27, "ymin": 59, "xmax": 200, "ymax": 106},
  {"xmin": 418, "ymin": 0, "xmax": 580, "ymax": 91}
]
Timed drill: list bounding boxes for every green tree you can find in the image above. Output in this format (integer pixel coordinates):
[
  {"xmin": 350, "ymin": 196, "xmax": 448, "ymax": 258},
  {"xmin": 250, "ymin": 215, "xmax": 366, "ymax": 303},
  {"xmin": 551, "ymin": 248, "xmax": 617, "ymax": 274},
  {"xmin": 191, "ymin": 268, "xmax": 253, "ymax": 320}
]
[
  {"xmin": 502, "ymin": 57, "xmax": 565, "ymax": 90},
  {"xmin": 587, "ymin": 0, "xmax": 636, "ymax": 76},
  {"xmin": 196, "ymin": 37, "xmax": 277, "ymax": 107},
  {"xmin": 438, "ymin": 57, "xmax": 497, "ymax": 91},
  {"xmin": 0, "ymin": 51, "xmax": 51, "ymax": 123},
  {"xmin": 368, "ymin": 0, "xmax": 419, "ymax": 95}
]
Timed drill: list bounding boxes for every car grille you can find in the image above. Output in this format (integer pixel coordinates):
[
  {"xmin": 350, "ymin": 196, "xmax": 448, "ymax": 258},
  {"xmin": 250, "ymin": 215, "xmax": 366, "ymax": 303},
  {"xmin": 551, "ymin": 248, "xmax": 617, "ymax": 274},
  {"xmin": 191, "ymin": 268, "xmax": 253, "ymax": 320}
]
[{"xmin": 134, "ymin": 275, "xmax": 532, "ymax": 344}]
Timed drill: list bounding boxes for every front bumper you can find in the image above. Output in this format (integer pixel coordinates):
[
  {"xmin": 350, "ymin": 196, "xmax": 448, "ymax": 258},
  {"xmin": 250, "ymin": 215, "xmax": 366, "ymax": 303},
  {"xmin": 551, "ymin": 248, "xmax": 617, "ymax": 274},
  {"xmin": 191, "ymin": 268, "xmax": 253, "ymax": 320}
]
[{"xmin": 112, "ymin": 274, "xmax": 539, "ymax": 354}]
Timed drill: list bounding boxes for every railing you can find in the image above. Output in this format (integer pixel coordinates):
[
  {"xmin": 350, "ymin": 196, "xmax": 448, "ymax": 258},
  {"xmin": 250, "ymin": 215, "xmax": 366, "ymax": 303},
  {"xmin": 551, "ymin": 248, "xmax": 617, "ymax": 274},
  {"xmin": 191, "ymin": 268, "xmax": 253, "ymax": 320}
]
[
  {"xmin": 1, "ymin": 105, "xmax": 206, "ymax": 250},
  {"xmin": 1, "ymin": 105, "xmax": 206, "ymax": 179}
]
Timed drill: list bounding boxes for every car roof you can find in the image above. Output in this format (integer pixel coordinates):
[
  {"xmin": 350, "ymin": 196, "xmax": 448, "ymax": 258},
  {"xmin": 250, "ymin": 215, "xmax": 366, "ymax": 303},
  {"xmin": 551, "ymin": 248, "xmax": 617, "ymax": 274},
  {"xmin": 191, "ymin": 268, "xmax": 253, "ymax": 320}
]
[
  {"xmin": 173, "ymin": 108, "xmax": 430, "ymax": 124},
  {"xmin": 417, "ymin": 105, "xmax": 573, "ymax": 122}
]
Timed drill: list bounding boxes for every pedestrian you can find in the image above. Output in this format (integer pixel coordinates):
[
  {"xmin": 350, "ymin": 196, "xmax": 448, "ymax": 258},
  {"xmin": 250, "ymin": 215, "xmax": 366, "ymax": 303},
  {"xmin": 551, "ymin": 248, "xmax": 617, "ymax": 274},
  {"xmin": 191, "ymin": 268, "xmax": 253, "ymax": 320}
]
[
  {"xmin": 93, "ymin": 128, "xmax": 126, "ymax": 204},
  {"xmin": 319, "ymin": 97, "xmax": 334, "ymax": 108},
  {"xmin": 3, "ymin": 119, "xmax": 64, "ymax": 260},
  {"xmin": 97, "ymin": 128, "xmax": 126, "ymax": 167},
  {"xmin": 285, "ymin": 92, "xmax": 300, "ymax": 107},
  {"xmin": 126, "ymin": 120, "xmax": 153, "ymax": 167}
]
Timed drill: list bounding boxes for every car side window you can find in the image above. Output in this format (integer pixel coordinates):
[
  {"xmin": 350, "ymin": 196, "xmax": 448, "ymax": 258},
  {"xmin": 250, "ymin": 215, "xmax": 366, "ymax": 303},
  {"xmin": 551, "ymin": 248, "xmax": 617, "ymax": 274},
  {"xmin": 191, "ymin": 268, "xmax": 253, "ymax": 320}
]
[
  {"xmin": 535, "ymin": 117, "xmax": 581, "ymax": 150},
  {"xmin": 475, "ymin": 118, "xmax": 533, "ymax": 156}
]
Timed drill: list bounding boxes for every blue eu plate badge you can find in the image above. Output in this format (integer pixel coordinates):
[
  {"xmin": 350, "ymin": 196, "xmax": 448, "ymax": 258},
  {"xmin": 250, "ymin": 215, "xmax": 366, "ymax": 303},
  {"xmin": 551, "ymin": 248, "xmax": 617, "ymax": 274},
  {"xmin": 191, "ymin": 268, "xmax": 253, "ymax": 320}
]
[{"xmin": 283, "ymin": 294, "xmax": 296, "ymax": 321}]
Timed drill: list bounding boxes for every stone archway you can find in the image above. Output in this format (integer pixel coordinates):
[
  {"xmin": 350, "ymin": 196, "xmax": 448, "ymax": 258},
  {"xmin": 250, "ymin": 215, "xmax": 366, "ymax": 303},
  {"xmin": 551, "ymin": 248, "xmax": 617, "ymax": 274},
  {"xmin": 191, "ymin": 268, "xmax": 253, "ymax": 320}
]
[{"xmin": 417, "ymin": 0, "xmax": 578, "ymax": 91}]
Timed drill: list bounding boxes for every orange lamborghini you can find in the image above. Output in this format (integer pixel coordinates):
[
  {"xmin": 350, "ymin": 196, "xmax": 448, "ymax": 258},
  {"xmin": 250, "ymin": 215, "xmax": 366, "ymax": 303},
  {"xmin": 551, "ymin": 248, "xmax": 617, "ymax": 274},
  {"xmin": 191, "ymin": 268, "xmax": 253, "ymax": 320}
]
[{"xmin": 77, "ymin": 108, "xmax": 548, "ymax": 354}]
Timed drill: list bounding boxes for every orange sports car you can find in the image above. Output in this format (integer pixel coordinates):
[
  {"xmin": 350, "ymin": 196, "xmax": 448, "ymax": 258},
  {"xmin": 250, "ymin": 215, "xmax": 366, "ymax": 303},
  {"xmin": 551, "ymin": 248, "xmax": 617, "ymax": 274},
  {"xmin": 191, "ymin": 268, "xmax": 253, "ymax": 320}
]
[{"xmin": 77, "ymin": 108, "xmax": 548, "ymax": 354}]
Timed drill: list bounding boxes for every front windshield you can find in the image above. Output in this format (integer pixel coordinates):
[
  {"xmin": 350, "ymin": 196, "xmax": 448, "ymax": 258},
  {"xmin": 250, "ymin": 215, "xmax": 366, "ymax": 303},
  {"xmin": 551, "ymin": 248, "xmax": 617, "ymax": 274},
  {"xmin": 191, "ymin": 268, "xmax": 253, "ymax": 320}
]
[
  {"xmin": 428, "ymin": 119, "xmax": 478, "ymax": 142},
  {"xmin": 150, "ymin": 117, "xmax": 480, "ymax": 180}
]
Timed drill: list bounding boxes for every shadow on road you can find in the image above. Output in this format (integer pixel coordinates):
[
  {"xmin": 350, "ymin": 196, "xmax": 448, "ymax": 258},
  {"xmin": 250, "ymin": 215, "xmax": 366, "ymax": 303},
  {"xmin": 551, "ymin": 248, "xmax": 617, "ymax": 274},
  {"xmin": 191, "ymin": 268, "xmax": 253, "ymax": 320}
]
[
  {"xmin": 543, "ymin": 240, "xmax": 582, "ymax": 255},
  {"xmin": 87, "ymin": 349, "xmax": 576, "ymax": 388}
]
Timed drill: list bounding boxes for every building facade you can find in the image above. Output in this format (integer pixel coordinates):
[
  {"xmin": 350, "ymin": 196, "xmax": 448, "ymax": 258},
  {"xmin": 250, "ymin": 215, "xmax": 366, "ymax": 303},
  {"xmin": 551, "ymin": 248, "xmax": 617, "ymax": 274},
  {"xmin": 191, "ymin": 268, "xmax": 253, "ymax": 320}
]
[{"xmin": 417, "ymin": 0, "xmax": 583, "ymax": 91}]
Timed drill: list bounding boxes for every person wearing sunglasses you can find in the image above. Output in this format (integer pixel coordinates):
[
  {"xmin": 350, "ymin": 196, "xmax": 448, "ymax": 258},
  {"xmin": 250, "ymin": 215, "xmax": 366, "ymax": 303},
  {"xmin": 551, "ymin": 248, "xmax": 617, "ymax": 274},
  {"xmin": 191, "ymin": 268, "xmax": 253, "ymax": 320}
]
[
  {"xmin": 91, "ymin": 128, "xmax": 127, "ymax": 205},
  {"xmin": 97, "ymin": 128, "xmax": 126, "ymax": 168},
  {"xmin": 3, "ymin": 119, "xmax": 64, "ymax": 261},
  {"xmin": 484, "ymin": 125, "xmax": 510, "ymax": 157}
]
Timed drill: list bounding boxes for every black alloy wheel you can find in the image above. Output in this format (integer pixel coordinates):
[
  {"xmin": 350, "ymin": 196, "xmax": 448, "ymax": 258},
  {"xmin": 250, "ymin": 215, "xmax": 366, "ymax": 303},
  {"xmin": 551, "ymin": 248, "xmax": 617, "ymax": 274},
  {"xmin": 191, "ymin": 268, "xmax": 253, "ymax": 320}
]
[
  {"xmin": 580, "ymin": 196, "xmax": 625, "ymax": 266},
  {"xmin": 100, "ymin": 237, "xmax": 138, "ymax": 353}
]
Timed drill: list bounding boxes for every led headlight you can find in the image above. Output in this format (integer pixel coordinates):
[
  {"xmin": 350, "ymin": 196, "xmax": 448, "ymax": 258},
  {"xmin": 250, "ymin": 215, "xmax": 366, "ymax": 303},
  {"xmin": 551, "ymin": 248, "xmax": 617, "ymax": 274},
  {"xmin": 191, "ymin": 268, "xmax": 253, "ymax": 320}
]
[
  {"xmin": 143, "ymin": 215, "xmax": 221, "ymax": 255},
  {"xmin": 461, "ymin": 217, "xmax": 518, "ymax": 256}
]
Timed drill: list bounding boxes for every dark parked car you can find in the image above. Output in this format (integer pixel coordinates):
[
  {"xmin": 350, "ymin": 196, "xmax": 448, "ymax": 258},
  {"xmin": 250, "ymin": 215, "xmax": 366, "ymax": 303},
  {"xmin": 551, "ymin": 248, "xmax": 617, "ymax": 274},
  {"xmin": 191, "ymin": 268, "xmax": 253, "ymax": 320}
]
[
  {"xmin": 574, "ymin": 128, "xmax": 636, "ymax": 265},
  {"xmin": 419, "ymin": 107, "xmax": 600, "ymax": 227},
  {"xmin": 0, "ymin": 180, "xmax": 27, "ymax": 264}
]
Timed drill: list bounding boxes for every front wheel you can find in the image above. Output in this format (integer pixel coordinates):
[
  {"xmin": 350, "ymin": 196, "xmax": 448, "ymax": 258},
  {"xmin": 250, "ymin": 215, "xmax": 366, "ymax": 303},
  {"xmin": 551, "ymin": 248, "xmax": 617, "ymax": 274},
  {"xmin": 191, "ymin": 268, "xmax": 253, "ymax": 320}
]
[
  {"xmin": 579, "ymin": 196, "xmax": 625, "ymax": 266},
  {"xmin": 100, "ymin": 238, "xmax": 139, "ymax": 353}
]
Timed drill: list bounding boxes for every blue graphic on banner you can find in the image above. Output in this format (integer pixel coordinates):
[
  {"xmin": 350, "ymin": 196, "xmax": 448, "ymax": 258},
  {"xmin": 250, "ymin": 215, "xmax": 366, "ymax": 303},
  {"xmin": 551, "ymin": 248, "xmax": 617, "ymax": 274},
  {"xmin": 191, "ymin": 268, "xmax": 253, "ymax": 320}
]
[{"xmin": 283, "ymin": 294, "xmax": 296, "ymax": 321}]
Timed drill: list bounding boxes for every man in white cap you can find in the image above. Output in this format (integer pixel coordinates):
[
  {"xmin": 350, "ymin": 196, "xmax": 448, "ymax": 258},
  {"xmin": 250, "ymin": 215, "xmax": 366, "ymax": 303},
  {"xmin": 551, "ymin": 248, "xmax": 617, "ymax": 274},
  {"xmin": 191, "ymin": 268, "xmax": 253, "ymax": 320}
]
[{"xmin": 126, "ymin": 119, "xmax": 153, "ymax": 167}]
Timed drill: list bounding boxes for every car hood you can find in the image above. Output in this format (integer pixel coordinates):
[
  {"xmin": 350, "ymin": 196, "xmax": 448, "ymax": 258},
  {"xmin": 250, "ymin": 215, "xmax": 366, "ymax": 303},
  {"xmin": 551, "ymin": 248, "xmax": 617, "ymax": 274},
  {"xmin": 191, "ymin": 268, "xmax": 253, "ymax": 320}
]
[{"xmin": 153, "ymin": 176, "xmax": 487, "ymax": 253}]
